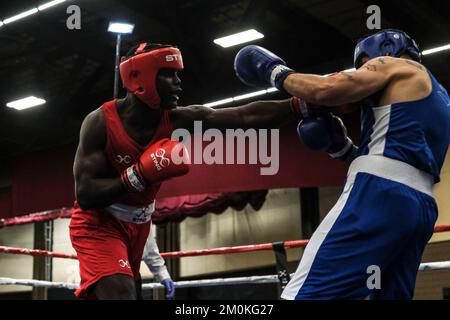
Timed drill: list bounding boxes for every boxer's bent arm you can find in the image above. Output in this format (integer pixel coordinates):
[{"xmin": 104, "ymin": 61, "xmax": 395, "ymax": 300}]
[
  {"xmin": 74, "ymin": 111, "xmax": 126, "ymax": 210},
  {"xmin": 172, "ymin": 99, "xmax": 294, "ymax": 131},
  {"xmin": 282, "ymin": 57, "xmax": 399, "ymax": 106}
]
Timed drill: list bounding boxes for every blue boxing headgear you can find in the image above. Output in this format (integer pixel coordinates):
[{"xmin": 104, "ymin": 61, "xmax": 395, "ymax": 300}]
[{"xmin": 354, "ymin": 29, "xmax": 421, "ymax": 68}]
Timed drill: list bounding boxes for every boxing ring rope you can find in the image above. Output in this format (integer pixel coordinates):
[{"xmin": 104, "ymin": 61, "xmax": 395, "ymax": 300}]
[
  {"xmin": 0, "ymin": 207, "xmax": 73, "ymax": 228},
  {"xmin": 2, "ymin": 261, "xmax": 450, "ymax": 291},
  {"xmin": 1, "ymin": 207, "xmax": 450, "ymax": 292},
  {"xmin": 1, "ymin": 221, "xmax": 450, "ymax": 260},
  {"xmin": 7, "ymin": 205, "xmax": 448, "ymax": 233}
]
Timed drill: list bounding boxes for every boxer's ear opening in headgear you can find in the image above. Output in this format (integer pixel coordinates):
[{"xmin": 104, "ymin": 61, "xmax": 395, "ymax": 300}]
[{"xmin": 119, "ymin": 41, "xmax": 184, "ymax": 109}]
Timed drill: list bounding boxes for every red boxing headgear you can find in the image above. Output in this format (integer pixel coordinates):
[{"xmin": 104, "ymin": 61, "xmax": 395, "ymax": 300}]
[{"xmin": 119, "ymin": 43, "xmax": 184, "ymax": 108}]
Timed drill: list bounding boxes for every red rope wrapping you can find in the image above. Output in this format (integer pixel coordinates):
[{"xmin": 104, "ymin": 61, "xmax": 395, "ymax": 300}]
[
  {"xmin": 0, "ymin": 208, "xmax": 73, "ymax": 228},
  {"xmin": 0, "ymin": 226, "xmax": 448, "ymax": 260},
  {"xmin": 3, "ymin": 206, "xmax": 450, "ymax": 236},
  {"xmin": 433, "ymin": 224, "xmax": 450, "ymax": 233},
  {"xmin": 0, "ymin": 246, "xmax": 77, "ymax": 260}
]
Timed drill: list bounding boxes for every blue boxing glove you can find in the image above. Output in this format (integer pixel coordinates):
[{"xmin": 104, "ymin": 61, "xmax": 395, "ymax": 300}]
[
  {"xmin": 297, "ymin": 116, "xmax": 332, "ymax": 151},
  {"xmin": 161, "ymin": 278, "xmax": 175, "ymax": 299},
  {"xmin": 323, "ymin": 113, "xmax": 354, "ymax": 160},
  {"xmin": 297, "ymin": 113, "xmax": 354, "ymax": 160},
  {"xmin": 234, "ymin": 45, "xmax": 294, "ymax": 90}
]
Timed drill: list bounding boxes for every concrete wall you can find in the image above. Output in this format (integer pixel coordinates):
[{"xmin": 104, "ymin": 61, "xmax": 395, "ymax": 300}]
[
  {"xmin": 0, "ymin": 224, "xmax": 34, "ymax": 293},
  {"xmin": 414, "ymin": 241, "xmax": 450, "ymax": 299},
  {"xmin": 179, "ymin": 188, "xmax": 302, "ymax": 278},
  {"xmin": 431, "ymin": 148, "xmax": 450, "ymax": 242}
]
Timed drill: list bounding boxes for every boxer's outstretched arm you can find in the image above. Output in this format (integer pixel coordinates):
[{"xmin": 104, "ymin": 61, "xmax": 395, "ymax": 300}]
[
  {"xmin": 171, "ymin": 99, "xmax": 295, "ymax": 131},
  {"xmin": 74, "ymin": 110, "xmax": 126, "ymax": 210},
  {"xmin": 282, "ymin": 57, "xmax": 397, "ymax": 106}
]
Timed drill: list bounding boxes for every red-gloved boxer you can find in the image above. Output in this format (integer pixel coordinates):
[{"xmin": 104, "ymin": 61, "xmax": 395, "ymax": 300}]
[{"xmin": 70, "ymin": 41, "xmax": 307, "ymax": 300}]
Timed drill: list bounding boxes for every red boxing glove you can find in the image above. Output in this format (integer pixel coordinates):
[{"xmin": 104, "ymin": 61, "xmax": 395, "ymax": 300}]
[
  {"xmin": 121, "ymin": 139, "xmax": 190, "ymax": 193},
  {"xmin": 292, "ymin": 96, "xmax": 360, "ymax": 116},
  {"xmin": 290, "ymin": 96, "xmax": 310, "ymax": 119}
]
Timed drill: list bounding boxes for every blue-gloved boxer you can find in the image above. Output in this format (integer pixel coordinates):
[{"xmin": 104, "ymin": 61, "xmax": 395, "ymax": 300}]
[{"xmin": 234, "ymin": 29, "xmax": 450, "ymax": 299}]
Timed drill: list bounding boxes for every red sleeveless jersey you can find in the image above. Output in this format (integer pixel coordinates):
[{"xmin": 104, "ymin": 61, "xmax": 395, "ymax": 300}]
[{"xmin": 101, "ymin": 99, "xmax": 173, "ymax": 207}]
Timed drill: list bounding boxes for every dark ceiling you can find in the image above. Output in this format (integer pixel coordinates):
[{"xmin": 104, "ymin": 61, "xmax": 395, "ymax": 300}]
[{"xmin": 0, "ymin": 0, "xmax": 449, "ymax": 161}]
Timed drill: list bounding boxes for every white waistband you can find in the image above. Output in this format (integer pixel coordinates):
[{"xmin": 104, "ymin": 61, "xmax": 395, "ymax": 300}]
[
  {"xmin": 106, "ymin": 201, "xmax": 155, "ymax": 224},
  {"xmin": 348, "ymin": 155, "xmax": 434, "ymax": 197}
]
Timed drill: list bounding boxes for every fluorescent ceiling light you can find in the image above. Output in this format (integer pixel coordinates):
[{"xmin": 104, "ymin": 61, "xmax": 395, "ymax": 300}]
[
  {"xmin": 422, "ymin": 44, "xmax": 450, "ymax": 56},
  {"xmin": 6, "ymin": 96, "xmax": 46, "ymax": 111},
  {"xmin": 3, "ymin": 8, "xmax": 39, "ymax": 24},
  {"xmin": 38, "ymin": 0, "xmax": 67, "ymax": 11},
  {"xmin": 0, "ymin": 2, "xmax": 68, "ymax": 27},
  {"xmin": 204, "ymin": 98, "xmax": 234, "ymax": 108},
  {"xmin": 204, "ymin": 88, "xmax": 277, "ymax": 108},
  {"xmin": 108, "ymin": 22, "xmax": 135, "ymax": 34},
  {"xmin": 233, "ymin": 90, "xmax": 268, "ymax": 102},
  {"xmin": 214, "ymin": 29, "xmax": 264, "ymax": 48}
]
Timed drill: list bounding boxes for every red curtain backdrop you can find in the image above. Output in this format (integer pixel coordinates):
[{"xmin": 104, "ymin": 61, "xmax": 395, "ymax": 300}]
[
  {"xmin": 0, "ymin": 120, "xmax": 359, "ymax": 218},
  {"xmin": 9, "ymin": 145, "xmax": 76, "ymax": 216},
  {"xmin": 152, "ymin": 190, "xmax": 268, "ymax": 224}
]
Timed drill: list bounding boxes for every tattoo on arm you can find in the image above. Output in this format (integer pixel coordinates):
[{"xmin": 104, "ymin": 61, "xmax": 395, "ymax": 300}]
[
  {"xmin": 364, "ymin": 64, "xmax": 377, "ymax": 72},
  {"xmin": 378, "ymin": 58, "xmax": 386, "ymax": 64},
  {"xmin": 405, "ymin": 60, "xmax": 424, "ymax": 70}
]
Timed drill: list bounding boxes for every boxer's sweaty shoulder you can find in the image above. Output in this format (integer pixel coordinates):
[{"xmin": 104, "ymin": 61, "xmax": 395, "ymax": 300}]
[{"xmin": 376, "ymin": 57, "xmax": 432, "ymax": 107}]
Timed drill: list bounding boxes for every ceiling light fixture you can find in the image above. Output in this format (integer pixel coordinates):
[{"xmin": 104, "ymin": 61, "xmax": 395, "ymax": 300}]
[
  {"xmin": 6, "ymin": 96, "xmax": 46, "ymax": 111},
  {"xmin": 214, "ymin": 29, "xmax": 264, "ymax": 48}
]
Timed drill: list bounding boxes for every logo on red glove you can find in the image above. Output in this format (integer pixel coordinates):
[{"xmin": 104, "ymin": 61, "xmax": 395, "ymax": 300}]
[{"xmin": 151, "ymin": 148, "xmax": 171, "ymax": 171}]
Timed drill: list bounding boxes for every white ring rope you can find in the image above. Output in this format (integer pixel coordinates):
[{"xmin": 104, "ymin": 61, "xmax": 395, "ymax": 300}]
[
  {"xmin": 0, "ymin": 278, "xmax": 78, "ymax": 290},
  {"xmin": 143, "ymin": 274, "xmax": 280, "ymax": 290},
  {"xmin": 1, "ymin": 261, "xmax": 450, "ymax": 290},
  {"xmin": 417, "ymin": 261, "xmax": 450, "ymax": 271}
]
